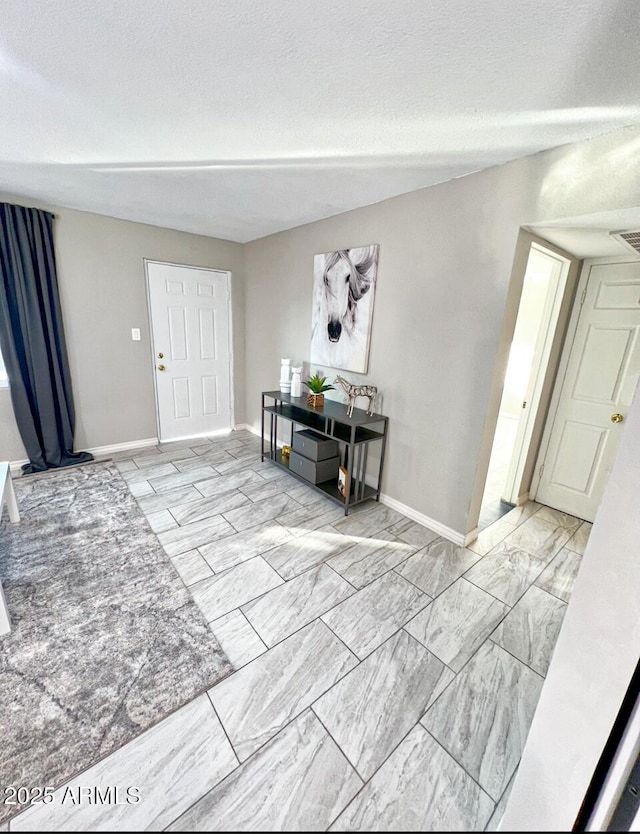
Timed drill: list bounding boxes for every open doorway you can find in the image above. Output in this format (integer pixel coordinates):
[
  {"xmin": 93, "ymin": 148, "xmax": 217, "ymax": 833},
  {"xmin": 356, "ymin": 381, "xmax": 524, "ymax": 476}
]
[{"xmin": 479, "ymin": 243, "xmax": 571, "ymax": 530}]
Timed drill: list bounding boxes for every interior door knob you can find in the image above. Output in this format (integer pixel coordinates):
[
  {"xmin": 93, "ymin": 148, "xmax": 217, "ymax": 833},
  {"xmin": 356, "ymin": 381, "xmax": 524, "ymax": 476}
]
[
  {"xmin": 157, "ymin": 364, "xmax": 165, "ymax": 372},
  {"xmin": 610, "ymin": 413, "xmax": 624, "ymax": 423}
]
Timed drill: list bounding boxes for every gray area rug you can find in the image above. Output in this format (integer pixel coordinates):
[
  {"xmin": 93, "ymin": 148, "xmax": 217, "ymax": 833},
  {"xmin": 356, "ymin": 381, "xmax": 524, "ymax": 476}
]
[{"xmin": 0, "ymin": 462, "xmax": 233, "ymax": 824}]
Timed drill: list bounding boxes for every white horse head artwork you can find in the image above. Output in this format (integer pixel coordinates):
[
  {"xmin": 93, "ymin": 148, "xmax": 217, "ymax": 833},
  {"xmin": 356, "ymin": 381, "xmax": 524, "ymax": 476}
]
[{"xmin": 310, "ymin": 245, "xmax": 379, "ymax": 373}]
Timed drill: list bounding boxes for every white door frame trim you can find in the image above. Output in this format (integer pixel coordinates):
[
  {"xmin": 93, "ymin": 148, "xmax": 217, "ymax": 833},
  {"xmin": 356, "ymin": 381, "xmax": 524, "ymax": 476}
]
[
  {"xmin": 143, "ymin": 259, "xmax": 235, "ymax": 442},
  {"xmin": 503, "ymin": 243, "xmax": 571, "ymax": 504},
  {"xmin": 530, "ymin": 255, "xmax": 640, "ymax": 501}
]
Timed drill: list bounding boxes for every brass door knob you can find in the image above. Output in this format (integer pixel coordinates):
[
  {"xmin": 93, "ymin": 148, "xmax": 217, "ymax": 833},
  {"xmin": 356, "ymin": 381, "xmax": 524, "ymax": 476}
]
[
  {"xmin": 157, "ymin": 352, "xmax": 164, "ymax": 359},
  {"xmin": 157, "ymin": 364, "xmax": 165, "ymax": 372},
  {"xmin": 611, "ymin": 413, "xmax": 624, "ymax": 424}
]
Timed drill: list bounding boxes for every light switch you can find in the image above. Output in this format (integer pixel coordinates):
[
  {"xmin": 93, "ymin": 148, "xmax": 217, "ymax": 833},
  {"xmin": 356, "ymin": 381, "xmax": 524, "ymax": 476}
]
[{"xmin": 131, "ymin": 328, "xmax": 141, "ymax": 341}]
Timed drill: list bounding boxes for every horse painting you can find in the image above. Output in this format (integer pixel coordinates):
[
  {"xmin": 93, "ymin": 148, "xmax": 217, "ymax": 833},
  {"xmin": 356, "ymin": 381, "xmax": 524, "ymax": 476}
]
[{"xmin": 310, "ymin": 244, "xmax": 379, "ymax": 373}]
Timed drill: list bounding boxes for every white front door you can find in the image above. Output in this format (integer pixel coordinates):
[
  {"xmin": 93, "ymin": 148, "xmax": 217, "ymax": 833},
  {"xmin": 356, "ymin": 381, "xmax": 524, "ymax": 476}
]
[
  {"xmin": 146, "ymin": 261, "xmax": 233, "ymax": 442},
  {"xmin": 534, "ymin": 259, "xmax": 640, "ymax": 521}
]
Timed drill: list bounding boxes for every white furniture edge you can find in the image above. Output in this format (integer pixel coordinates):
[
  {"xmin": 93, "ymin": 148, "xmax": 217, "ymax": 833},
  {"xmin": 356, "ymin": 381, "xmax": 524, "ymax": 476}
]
[{"xmin": 1, "ymin": 460, "xmax": 19, "ymax": 635}]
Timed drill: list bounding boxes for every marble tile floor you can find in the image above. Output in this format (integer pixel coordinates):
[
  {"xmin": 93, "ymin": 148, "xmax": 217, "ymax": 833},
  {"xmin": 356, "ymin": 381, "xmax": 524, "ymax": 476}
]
[{"xmin": 8, "ymin": 430, "xmax": 592, "ymax": 832}]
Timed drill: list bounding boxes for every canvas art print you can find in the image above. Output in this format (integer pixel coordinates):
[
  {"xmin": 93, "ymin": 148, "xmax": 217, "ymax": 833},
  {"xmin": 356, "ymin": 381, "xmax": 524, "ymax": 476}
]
[{"xmin": 310, "ymin": 245, "xmax": 379, "ymax": 374}]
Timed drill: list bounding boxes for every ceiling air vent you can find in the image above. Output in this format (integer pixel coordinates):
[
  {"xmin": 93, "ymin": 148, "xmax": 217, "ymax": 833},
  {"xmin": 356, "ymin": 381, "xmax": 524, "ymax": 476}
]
[{"xmin": 610, "ymin": 229, "xmax": 640, "ymax": 256}]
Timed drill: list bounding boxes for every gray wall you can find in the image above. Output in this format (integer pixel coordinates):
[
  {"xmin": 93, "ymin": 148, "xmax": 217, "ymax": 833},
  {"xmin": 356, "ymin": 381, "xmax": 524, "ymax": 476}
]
[
  {"xmin": 243, "ymin": 125, "xmax": 640, "ymax": 534},
  {"xmin": 0, "ymin": 196, "xmax": 245, "ymax": 461}
]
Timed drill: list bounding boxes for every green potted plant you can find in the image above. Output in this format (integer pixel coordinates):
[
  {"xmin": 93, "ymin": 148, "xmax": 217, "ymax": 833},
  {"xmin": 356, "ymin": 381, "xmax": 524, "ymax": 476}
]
[{"xmin": 302, "ymin": 372, "xmax": 334, "ymax": 409}]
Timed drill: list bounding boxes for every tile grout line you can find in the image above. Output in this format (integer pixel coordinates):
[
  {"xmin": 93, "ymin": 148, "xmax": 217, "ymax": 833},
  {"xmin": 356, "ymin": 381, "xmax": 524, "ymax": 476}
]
[
  {"xmin": 532, "ymin": 579, "xmax": 572, "ymax": 606},
  {"xmin": 309, "ymin": 704, "xmax": 366, "ymax": 782},
  {"xmin": 423, "ymin": 727, "xmax": 499, "ymax": 806},
  {"xmin": 483, "ymin": 772, "xmax": 515, "ymax": 832},
  {"xmin": 392, "ymin": 564, "xmax": 443, "ymax": 600},
  {"xmin": 315, "ymin": 616, "xmax": 364, "ymax": 666},
  {"xmin": 322, "ymin": 560, "xmax": 359, "ymax": 592},
  {"xmin": 164, "ymin": 721, "xmax": 240, "ymax": 831},
  {"xmin": 205, "ymin": 692, "xmax": 243, "ymax": 766},
  {"xmin": 487, "ymin": 637, "xmax": 547, "ymax": 681},
  {"xmin": 462, "ymin": 568, "xmax": 545, "ymax": 610},
  {"xmin": 235, "ymin": 609, "xmax": 269, "ymax": 658}
]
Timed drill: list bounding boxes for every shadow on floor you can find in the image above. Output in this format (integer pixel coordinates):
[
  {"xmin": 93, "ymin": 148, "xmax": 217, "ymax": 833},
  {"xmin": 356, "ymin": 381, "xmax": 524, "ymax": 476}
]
[{"xmin": 478, "ymin": 499, "xmax": 515, "ymax": 532}]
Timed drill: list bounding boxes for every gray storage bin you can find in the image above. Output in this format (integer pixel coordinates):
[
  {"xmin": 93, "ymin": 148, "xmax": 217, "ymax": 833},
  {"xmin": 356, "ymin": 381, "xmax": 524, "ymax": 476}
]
[
  {"xmin": 289, "ymin": 450, "xmax": 339, "ymax": 484},
  {"xmin": 292, "ymin": 429, "xmax": 339, "ymax": 461}
]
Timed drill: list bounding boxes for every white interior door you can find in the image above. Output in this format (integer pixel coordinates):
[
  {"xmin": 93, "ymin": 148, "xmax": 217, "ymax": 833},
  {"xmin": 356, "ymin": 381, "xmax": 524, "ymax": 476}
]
[
  {"xmin": 146, "ymin": 261, "xmax": 233, "ymax": 441},
  {"xmin": 534, "ymin": 259, "xmax": 640, "ymax": 521}
]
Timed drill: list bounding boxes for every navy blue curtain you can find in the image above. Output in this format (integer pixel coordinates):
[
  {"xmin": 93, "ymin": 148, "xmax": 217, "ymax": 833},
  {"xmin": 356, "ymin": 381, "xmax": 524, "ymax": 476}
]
[{"xmin": 0, "ymin": 204, "xmax": 93, "ymax": 474}]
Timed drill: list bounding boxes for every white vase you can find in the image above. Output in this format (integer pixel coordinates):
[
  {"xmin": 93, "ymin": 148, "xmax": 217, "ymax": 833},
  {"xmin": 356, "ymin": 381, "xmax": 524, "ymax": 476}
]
[
  {"xmin": 290, "ymin": 366, "xmax": 303, "ymax": 397},
  {"xmin": 280, "ymin": 358, "xmax": 291, "ymax": 393}
]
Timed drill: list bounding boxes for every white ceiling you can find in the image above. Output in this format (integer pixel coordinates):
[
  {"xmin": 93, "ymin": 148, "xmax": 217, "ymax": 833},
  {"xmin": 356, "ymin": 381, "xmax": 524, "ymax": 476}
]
[{"xmin": 1, "ymin": 0, "xmax": 640, "ymax": 242}]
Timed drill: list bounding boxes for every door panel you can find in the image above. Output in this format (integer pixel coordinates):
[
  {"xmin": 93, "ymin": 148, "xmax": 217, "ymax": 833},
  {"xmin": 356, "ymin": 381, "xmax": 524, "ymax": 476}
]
[
  {"xmin": 535, "ymin": 261, "xmax": 640, "ymax": 521},
  {"xmin": 172, "ymin": 377, "xmax": 191, "ymax": 419},
  {"xmin": 168, "ymin": 306, "xmax": 188, "ymax": 359},
  {"xmin": 147, "ymin": 262, "xmax": 232, "ymax": 441},
  {"xmin": 548, "ymin": 421, "xmax": 606, "ymax": 493},
  {"xmin": 572, "ymin": 326, "xmax": 634, "ymax": 403},
  {"xmin": 595, "ymin": 279, "xmax": 640, "ymax": 309},
  {"xmin": 202, "ymin": 376, "xmax": 218, "ymax": 415},
  {"xmin": 199, "ymin": 309, "xmax": 217, "ymax": 359}
]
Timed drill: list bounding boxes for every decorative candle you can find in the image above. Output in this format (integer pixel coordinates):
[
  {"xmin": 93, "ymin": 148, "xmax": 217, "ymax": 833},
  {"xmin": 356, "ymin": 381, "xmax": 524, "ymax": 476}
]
[
  {"xmin": 290, "ymin": 366, "xmax": 303, "ymax": 397},
  {"xmin": 279, "ymin": 358, "xmax": 292, "ymax": 393}
]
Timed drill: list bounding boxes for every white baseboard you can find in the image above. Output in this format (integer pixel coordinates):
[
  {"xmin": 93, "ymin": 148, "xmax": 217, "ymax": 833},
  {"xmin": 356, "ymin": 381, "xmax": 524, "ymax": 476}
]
[
  {"xmin": 378, "ymin": 492, "xmax": 467, "ymax": 547},
  {"xmin": 159, "ymin": 428, "xmax": 233, "ymax": 443},
  {"xmin": 9, "ymin": 437, "xmax": 158, "ymax": 474},
  {"xmin": 514, "ymin": 492, "xmax": 530, "ymax": 506},
  {"xmin": 239, "ymin": 423, "xmax": 286, "ymax": 447},
  {"xmin": 87, "ymin": 437, "xmax": 159, "ymax": 456},
  {"xmin": 235, "ymin": 423, "xmax": 259, "ymax": 435}
]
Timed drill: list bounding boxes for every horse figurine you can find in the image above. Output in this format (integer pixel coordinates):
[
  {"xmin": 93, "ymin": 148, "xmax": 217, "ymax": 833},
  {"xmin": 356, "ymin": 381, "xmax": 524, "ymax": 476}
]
[{"xmin": 334, "ymin": 376, "xmax": 378, "ymax": 417}]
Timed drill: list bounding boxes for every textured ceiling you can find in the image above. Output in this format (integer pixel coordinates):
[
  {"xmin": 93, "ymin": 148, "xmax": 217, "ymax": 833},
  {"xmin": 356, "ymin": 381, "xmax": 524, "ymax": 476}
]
[{"xmin": 1, "ymin": 0, "xmax": 639, "ymax": 242}]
